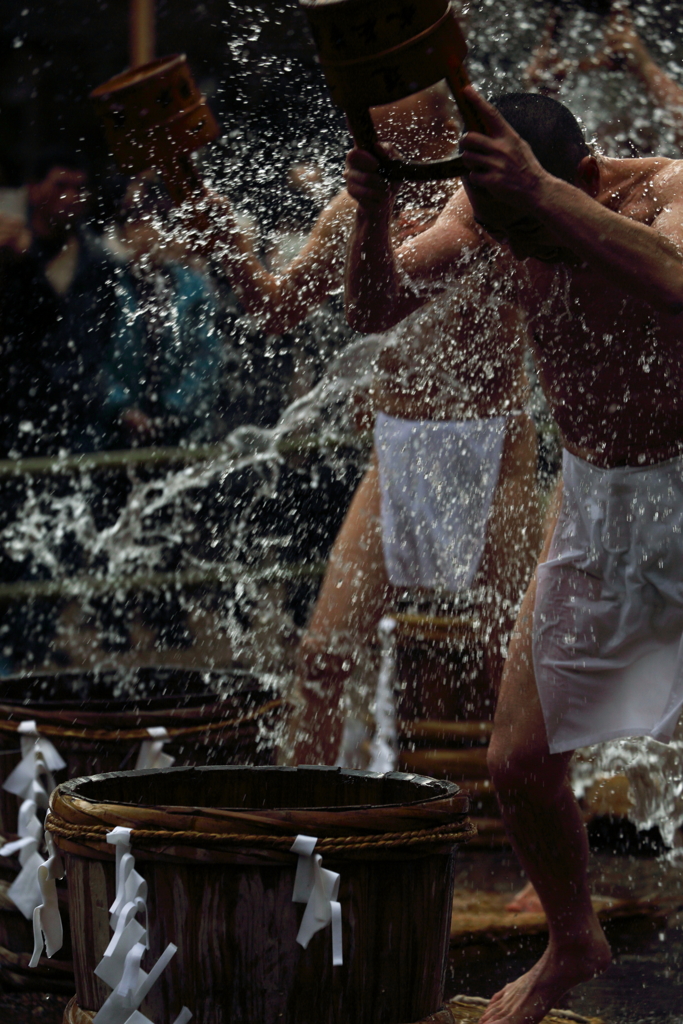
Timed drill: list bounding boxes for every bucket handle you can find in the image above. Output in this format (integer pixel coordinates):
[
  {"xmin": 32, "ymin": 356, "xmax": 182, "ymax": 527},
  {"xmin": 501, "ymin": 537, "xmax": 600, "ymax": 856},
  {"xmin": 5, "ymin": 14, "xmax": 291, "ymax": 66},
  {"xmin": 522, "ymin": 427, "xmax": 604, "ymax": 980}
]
[{"xmin": 346, "ymin": 68, "xmax": 486, "ymax": 183}]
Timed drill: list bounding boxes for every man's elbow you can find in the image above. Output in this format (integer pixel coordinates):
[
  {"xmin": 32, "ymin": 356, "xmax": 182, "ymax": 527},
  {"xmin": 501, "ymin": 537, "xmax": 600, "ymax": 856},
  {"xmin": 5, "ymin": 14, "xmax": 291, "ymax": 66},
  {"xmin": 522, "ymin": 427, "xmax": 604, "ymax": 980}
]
[
  {"xmin": 658, "ymin": 265, "xmax": 683, "ymax": 316},
  {"xmin": 657, "ymin": 282, "xmax": 683, "ymax": 316},
  {"xmin": 345, "ymin": 298, "xmax": 396, "ymax": 334}
]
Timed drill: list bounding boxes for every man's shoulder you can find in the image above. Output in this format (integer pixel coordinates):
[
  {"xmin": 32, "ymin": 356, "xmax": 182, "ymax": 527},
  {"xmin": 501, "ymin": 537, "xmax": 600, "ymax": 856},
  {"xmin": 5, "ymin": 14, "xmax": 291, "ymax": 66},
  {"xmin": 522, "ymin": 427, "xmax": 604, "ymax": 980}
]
[
  {"xmin": 651, "ymin": 157, "xmax": 683, "ymax": 202},
  {"xmin": 642, "ymin": 155, "xmax": 683, "ymax": 188},
  {"xmin": 318, "ymin": 188, "xmax": 357, "ymax": 228},
  {"xmin": 622, "ymin": 156, "xmax": 683, "ymax": 214},
  {"xmin": 593, "ymin": 156, "xmax": 683, "ymax": 229}
]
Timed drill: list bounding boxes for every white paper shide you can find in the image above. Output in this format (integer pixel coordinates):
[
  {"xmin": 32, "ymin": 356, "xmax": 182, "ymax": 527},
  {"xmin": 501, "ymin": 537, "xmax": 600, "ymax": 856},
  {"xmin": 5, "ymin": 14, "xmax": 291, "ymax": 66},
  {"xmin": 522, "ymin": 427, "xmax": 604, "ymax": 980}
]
[
  {"xmin": 93, "ymin": 826, "xmax": 191, "ymax": 1024},
  {"xmin": 290, "ymin": 834, "xmax": 343, "ymax": 966}
]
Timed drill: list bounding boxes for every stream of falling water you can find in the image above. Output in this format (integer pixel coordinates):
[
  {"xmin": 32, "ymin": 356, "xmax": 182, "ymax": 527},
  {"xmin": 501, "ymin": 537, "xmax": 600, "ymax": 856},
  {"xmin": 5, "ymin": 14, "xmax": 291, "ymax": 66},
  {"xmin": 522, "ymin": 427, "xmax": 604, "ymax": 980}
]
[{"xmin": 0, "ymin": 331, "xmax": 383, "ymax": 689}]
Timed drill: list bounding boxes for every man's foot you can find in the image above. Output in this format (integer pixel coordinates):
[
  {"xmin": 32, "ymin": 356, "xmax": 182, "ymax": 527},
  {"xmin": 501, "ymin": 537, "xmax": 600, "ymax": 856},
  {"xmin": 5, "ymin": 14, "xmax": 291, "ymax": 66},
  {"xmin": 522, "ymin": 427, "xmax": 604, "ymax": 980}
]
[
  {"xmin": 479, "ymin": 933, "xmax": 611, "ymax": 1024},
  {"xmin": 505, "ymin": 881, "xmax": 543, "ymax": 914}
]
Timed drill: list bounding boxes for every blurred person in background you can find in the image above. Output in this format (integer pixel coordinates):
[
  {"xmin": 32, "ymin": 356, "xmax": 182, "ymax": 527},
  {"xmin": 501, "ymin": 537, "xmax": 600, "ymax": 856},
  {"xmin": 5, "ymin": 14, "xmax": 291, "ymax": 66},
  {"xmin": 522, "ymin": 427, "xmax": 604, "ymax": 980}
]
[
  {"xmin": 581, "ymin": 1, "xmax": 683, "ymax": 148},
  {"xmin": 0, "ymin": 149, "xmax": 117, "ymax": 457},
  {"xmin": 100, "ymin": 173, "xmax": 224, "ymax": 449},
  {"xmin": 526, "ymin": 2, "xmax": 683, "ymax": 153}
]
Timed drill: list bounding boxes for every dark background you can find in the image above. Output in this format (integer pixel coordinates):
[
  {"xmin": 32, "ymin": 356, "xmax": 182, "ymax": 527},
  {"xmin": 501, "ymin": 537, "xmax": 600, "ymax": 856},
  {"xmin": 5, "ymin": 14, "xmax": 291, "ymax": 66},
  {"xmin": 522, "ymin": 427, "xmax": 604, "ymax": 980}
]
[
  {"xmin": 3, "ymin": 0, "xmax": 683, "ymax": 206},
  {"xmin": 0, "ymin": 0, "xmax": 346, "ymax": 216}
]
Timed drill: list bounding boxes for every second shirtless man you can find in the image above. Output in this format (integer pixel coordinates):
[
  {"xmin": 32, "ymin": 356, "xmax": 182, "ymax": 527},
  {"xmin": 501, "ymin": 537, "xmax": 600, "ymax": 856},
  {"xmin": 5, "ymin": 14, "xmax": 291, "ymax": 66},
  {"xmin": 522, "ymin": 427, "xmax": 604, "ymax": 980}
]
[{"xmin": 345, "ymin": 87, "xmax": 683, "ymax": 1024}]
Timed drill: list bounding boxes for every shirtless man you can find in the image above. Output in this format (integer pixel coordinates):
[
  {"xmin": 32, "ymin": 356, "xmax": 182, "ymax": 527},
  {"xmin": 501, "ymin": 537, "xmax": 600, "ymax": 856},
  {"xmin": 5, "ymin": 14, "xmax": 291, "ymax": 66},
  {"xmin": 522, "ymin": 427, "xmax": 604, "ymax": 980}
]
[
  {"xmin": 345, "ymin": 86, "xmax": 683, "ymax": 1023},
  {"xmin": 291, "ymin": 227, "xmax": 541, "ymax": 764},
  {"xmin": 196, "ymin": 88, "xmax": 541, "ymax": 767}
]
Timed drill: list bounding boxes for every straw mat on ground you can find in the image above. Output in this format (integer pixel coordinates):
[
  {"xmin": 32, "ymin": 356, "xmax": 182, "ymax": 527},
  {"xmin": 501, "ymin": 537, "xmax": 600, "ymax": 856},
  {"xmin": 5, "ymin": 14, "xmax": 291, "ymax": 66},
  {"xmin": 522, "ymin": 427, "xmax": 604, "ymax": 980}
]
[
  {"xmin": 431, "ymin": 995, "xmax": 604, "ymax": 1023},
  {"xmin": 450, "ymin": 888, "xmax": 663, "ymax": 945},
  {"xmin": 63, "ymin": 995, "xmax": 604, "ymax": 1023}
]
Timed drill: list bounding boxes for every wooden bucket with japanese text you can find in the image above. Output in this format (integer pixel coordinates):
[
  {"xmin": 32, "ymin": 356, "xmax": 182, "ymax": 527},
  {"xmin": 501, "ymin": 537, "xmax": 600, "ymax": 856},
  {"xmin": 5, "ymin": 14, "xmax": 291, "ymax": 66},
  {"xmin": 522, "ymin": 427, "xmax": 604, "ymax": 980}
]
[
  {"xmin": 90, "ymin": 55, "xmax": 219, "ymax": 203},
  {"xmin": 299, "ymin": 0, "xmax": 485, "ymax": 181},
  {"xmin": 52, "ymin": 765, "xmax": 473, "ymax": 1024}
]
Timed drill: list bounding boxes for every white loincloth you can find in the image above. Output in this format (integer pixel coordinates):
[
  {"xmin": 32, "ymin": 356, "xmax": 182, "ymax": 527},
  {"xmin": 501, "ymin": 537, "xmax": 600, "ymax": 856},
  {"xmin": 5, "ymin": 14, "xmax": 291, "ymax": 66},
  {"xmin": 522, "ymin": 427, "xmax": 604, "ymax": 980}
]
[
  {"xmin": 374, "ymin": 412, "xmax": 507, "ymax": 592},
  {"xmin": 534, "ymin": 449, "xmax": 683, "ymax": 755}
]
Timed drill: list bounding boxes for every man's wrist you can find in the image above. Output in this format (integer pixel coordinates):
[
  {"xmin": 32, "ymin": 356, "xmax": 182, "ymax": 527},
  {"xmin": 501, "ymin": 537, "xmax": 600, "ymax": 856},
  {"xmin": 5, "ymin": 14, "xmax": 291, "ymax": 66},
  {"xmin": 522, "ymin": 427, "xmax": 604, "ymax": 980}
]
[
  {"xmin": 356, "ymin": 200, "xmax": 394, "ymax": 227},
  {"xmin": 526, "ymin": 172, "xmax": 572, "ymax": 228},
  {"xmin": 635, "ymin": 53, "xmax": 663, "ymax": 85}
]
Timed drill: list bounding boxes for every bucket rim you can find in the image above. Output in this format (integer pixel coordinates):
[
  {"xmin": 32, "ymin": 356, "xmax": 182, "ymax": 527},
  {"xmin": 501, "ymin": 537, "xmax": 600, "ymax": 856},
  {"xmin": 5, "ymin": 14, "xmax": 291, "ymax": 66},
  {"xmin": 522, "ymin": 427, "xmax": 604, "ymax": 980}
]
[
  {"xmin": 0, "ymin": 664, "xmax": 267, "ymax": 707},
  {"xmin": 54, "ymin": 764, "xmax": 460, "ymax": 814},
  {"xmin": 89, "ymin": 54, "xmax": 188, "ymax": 100}
]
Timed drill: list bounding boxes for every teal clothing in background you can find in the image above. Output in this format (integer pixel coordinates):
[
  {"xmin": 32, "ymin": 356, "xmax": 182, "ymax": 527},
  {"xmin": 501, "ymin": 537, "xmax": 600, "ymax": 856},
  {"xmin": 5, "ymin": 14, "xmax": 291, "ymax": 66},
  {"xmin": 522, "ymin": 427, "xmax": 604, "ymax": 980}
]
[{"xmin": 101, "ymin": 261, "xmax": 223, "ymax": 447}]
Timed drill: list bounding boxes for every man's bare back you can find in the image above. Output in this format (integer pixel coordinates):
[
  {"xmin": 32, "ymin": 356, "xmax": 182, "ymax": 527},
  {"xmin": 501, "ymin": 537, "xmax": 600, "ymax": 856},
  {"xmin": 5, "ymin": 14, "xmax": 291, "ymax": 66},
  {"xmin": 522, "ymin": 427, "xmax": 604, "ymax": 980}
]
[{"xmin": 364, "ymin": 240, "xmax": 529, "ymax": 424}]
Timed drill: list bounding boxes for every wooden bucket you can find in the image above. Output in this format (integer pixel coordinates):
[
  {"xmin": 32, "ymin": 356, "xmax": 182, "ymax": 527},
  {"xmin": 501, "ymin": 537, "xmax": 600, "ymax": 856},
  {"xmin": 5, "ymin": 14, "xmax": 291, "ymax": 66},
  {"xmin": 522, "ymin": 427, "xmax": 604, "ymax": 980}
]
[
  {"xmin": 299, "ymin": 0, "xmax": 484, "ymax": 181},
  {"xmin": 0, "ymin": 665, "xmax": 283, "ymax": 842},
  {"xmin": 0, "ymin": 668, "xmax": 283, "ymax": 990},
  {"xmin": 90, "ymin": 54, "xmax": 219, "ymax": 203},
  {"xmin": 51, "ymin": 765, "xmax": 473, "ymax": 1024},
  {"xmin": 393, "ymin": 613, "xmax": 503, "ymax": 844},
  {"xmin": 0, "ymin": 876, "xmax": 73, "ymax": 992}
]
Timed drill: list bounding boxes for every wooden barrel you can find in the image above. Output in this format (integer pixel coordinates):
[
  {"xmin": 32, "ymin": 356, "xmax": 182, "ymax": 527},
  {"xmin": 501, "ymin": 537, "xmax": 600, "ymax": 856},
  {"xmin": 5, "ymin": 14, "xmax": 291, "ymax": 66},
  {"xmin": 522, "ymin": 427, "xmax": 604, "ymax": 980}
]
[
  {"xmin": 0, "ymin": 876, "xmax": 73, "ymax": 992},
  {"xmin": 51, "ymin": 765, "xmax": 473, "ymax": 1024},
  {"xmin": 0, "ymin": 667, "xmax": 284, "ymax": 990},
  {"xmin": 299, "ymin": 0, "xmax": 484, "ymax": 181},
  {"xmin": 393, "ymin": 613, "xmax": 504, "ymax": 844},
  {"xmin": 90, "ymin": 54, "xmax": 219, "ymax": 203},
  {"xmin": 0, "ymin": 665, "xmax": 284, "ymax": 842}
]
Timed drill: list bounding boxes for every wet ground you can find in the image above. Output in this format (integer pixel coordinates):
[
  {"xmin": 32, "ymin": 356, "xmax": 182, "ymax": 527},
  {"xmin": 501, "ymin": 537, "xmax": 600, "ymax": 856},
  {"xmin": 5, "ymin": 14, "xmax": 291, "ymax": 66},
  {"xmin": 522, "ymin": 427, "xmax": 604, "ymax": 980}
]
[
  {"xmin": 0, "ymin": 991, "xmax": 68, "ymax": 1023},
  {"xmin": 446, "ymin": 847, "xmax": 683, "ymax": 1023},
  {"xmin": 2, "ymin": 847, "xmax": 682, "ymax": 1023}
]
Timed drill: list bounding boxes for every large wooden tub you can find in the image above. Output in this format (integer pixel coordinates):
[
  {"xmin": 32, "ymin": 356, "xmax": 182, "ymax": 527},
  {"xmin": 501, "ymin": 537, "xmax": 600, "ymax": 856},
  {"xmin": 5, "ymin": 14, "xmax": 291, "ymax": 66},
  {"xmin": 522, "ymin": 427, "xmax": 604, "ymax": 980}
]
[
  {"xmin": 0, "ymin": 666, "xmax": 283, "ymax": 840},
  {"xmin": 0, "ymin": 667, "xmax": 284, "ymax": 991},
  {"xmin": 51, "ymin": 765, "xmax": 473, "ymax": 1024}
]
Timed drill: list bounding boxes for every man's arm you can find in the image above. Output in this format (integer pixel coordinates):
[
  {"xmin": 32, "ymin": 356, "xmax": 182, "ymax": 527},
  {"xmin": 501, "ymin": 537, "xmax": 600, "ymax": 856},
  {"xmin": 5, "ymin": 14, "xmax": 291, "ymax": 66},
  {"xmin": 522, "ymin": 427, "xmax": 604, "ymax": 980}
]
[
  {"xmin": 343, "ymin": 149, "xmax": 483, "ymax": 332},
  {"xmin": 460, "ymin": 88, "xmax": 683, "ymax": 315},
  {"xmin": 202, "ymin": 189, "xmax": 356, "ymax": 334},
  {"xmin": 0, "ymin": 214, "xmax": 31, "ymax": 258},
  {"xmin": 523, "ymin": 11, "xmax": 574, "ymax": 97},
  {"xmin": 584, "ymin": 3, "xmax": 683, "ymax": 149}
]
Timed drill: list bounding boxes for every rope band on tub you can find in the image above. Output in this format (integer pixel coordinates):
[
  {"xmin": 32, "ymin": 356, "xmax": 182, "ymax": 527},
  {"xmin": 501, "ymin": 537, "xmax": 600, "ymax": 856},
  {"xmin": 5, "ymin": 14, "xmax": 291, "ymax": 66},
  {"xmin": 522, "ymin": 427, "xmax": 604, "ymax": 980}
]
[
  {"xmin": 0, "ymin": 698, "xmax": 285, "ymax": 743},
  {"xmin": 45, "ymin": 817, "xmax": 476, "ymax": 853}
]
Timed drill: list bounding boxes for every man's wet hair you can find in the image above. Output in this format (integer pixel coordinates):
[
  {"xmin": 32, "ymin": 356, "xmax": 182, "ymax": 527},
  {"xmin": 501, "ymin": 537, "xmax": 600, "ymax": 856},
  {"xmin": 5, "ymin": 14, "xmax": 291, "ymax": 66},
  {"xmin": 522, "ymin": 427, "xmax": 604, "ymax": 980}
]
[{"xmin": 491, "ymin": 93, "xmax": 590, "ymax": 184}]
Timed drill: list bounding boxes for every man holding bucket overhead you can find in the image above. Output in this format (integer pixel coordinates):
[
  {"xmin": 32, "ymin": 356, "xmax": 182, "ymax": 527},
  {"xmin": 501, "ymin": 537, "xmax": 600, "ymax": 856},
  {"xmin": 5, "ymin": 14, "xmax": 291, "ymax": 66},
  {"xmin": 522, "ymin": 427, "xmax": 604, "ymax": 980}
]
[{"xmin": 344, "ymin": 85, "xmax": 683, "ymax": 1024}]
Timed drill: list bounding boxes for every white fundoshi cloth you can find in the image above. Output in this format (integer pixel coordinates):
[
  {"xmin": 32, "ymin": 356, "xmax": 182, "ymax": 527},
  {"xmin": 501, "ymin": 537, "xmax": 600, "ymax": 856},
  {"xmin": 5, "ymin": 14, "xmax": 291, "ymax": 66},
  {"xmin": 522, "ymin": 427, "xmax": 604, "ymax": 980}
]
[
  {"xmin": 374, "ymin": 413, "xmax": 507, "ymax": 592},
  {"xmin": 534, "ymin": 449, "xmax": 683, "ymax": 755}
]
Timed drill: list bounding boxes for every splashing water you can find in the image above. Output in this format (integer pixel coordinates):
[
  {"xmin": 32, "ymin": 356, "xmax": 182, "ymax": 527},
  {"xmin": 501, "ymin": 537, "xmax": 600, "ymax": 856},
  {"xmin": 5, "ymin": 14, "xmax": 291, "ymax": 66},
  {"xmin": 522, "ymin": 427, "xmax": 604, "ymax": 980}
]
[
  {"xmin": 573, "ymin": 731, "xmax": 683, "ymax": 851},
  {"xmin": 4, "ymin": 0, "xmax": 683, "ymax": 816},
  {"xmin": 0, "ymin": 329, "xmax": 380, "ymax": 692}
]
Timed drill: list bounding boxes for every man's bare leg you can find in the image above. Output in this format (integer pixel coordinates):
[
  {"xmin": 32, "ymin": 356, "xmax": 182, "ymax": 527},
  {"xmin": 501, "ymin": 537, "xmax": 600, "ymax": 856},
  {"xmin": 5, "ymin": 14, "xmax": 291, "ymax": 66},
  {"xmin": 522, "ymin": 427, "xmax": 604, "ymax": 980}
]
[
  {"xmin": 481, "ymin": 537, "xmax": 611, "ymax": 1024},
  {"xmin": 287, "ymin": 454, "xmax": 393, "ymax": 764},
  {"xmin": 496, "ymin": 476, "xmax": 555, "ymax": 917}
]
